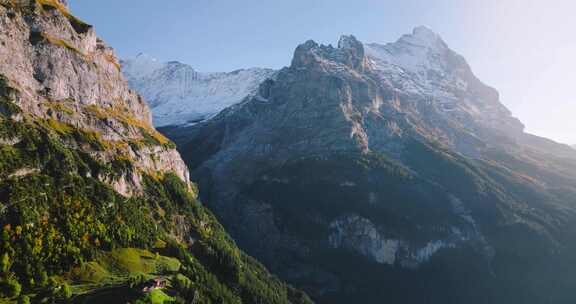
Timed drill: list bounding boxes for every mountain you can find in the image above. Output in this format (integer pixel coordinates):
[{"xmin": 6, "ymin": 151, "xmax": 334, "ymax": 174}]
[
  {"xmin": 121, "ymin": 54, "xmax": 275, "ymax": 127},
  {"xmin": 0, "ymin": 1, "xmax": 311, "ymax": 303},
  {"xmin": 164, "ymin": 29, "xmax": 576, "ymax": 303}
]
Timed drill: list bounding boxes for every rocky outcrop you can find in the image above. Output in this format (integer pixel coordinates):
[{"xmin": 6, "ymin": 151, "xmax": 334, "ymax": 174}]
[
  {"xmin": 0, "ymin": 0, "xmax": 190, "ymax": 194},
  {"xmin": 328, "ymin": 206, "xmax": 489, "ymax": 268},
  {"xmin": 292, "ymin": 35, "xmax": 368, "ymax": 73}
]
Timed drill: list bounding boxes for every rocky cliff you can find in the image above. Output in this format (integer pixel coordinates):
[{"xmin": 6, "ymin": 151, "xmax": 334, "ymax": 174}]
[
  {"xmin": 0, "ymin": 0, "xmax": 189, "ymax": 196},
  {"xmin": 0, "ymin": 1, "xmax": 312, "ymax": 303},
  {"xmin": 166, "ymin": 30, "xmax": 576, "ymax": 303}
]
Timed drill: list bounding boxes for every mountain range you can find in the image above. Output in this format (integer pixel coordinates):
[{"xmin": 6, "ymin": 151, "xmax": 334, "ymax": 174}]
[
  {"xmin": 1, "ymin": 1, "xmax": 575, "ymax": 303},
  {"xmin": 121, "ymin": 54, "xmax": 275, "ymax": 127},
  {"xmin": 137, "ymin": 28, "xmax": 576, "ymax": 303}
]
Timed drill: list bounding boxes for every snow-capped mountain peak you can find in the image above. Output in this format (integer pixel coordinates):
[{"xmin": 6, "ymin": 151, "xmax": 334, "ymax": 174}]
[
  {"xmin": 364, "ymin": 27, "xmax": 522, "ymax": 137},
  {"xmin": 365, "ymin": 26, "xmax": 449, "ymax": 76},
  {"xmin": 121, "ymin": 57, "xmax": 276, "ymax": 127},
  {"xmin": 399, "ymin": 26, "xmax": 446, "ymax": 50},
  {"xmin": 122, "ymin": 53, "xmax": 164, "ymax": 78}
]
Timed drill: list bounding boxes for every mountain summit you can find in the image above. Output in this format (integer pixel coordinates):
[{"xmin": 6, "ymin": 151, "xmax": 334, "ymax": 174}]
[{"xmin": 401, "ymin": 25, "xmax": 446, "ymax": 48}]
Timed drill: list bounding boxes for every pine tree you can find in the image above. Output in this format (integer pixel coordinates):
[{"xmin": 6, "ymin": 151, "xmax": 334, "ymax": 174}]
[
  {"xmin": 18, "ymin": 295, "xmax": 31, "ymax": 304},
  {"xmin": 0, "ymin": 253, "xmax": 10, "ymax": 273}
]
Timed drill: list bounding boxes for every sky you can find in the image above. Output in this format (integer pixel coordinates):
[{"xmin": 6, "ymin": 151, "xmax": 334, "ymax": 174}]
[{"xmin": 69, "ymin": 0, "xmax": 576, "ymax": 145}]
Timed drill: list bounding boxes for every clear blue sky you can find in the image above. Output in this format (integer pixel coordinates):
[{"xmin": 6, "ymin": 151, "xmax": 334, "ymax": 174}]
[{"xmin": 69, "ymin": 0, "xmax": 576, "ymax": 144}]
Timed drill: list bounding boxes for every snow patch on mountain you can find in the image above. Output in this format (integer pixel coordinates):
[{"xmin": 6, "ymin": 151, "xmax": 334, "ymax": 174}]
[
  {"xmin": 121, "ymin": 54, "xmax": 275, "ymax": 127},
  {"xmin": 364, "ymin": 26, "xmax": 523, "ymax": 137},
  {"xmin": 364, "ymin": 26, "xmax": 465, "ymax": 102}
]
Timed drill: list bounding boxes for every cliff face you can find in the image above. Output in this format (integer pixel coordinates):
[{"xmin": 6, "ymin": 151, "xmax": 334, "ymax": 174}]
[
  {"xmin": 0, "ymin": 0, "xmax": 189, "ymax": 195},
  {"xmin": 167, "ymin": 33, "xmax": 576, "ymax": 303},
  {"xmin": 0, "ymin": 2, "xmax": 312, "ymax": 303}
]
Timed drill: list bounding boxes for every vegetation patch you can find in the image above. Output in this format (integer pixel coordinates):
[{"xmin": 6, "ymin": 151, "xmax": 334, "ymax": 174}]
[
  {"xmin": 104, "ymin": 53, "xmax": 122, "ymax": 73},
  {"xmin": 43, "ymin": 118, "xmax": 74, "ymax": 134},
  {"xmin": 141, "ymin": 288, "xmax": 174, "ymax": 304},
  {"xmin": 43, "ymin": 33, "xmax": 84, "ymax": 55},
  {"xmin": 84, "ymin": 104, "xmax": 174, "ymax": 148},
  {"xmin": 0, "ymin": 76, "xmax": 20, "ymax": 117},
  {"xmin": 68, "ymin": 248, "xmax": 179, "ymax": 288},
  {"xmin": 97, "ymin": 248, "xmax": 180, "ymax": 276},
  {"xmin": 43, "ymin": 100, "xmax": 75, "ymax": 115},
  {"xmin": 36, "ymin": 0, "xmax": 92, "ymax": 34},
  {"xmin": 29, "ymin": 31, "xmax": 86, "ymax": 57}
]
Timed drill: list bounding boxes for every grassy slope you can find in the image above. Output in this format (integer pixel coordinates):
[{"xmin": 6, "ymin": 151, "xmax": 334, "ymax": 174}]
[{"xmin": 68, "ymin": 248, "xmax": 180, "ymax": 290}]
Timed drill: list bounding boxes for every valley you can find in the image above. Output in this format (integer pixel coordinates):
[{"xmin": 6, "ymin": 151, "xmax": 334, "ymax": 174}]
[{"xmin": 1, "ymin": 1, "xmax": 575, "ymax": 303}]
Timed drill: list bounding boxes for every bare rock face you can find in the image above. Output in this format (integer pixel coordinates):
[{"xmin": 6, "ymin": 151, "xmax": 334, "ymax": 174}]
[
  {"xmin": 328, "ymin": 213, "xmax": 484, "ymax": 268},
  {"xmin": 0, "ymin": 0, "xmax": 190, "ymax": 195},
  {"xmin": 292, "ymin": 35, "xmax": 368, "ymax": 73}
]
